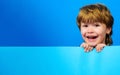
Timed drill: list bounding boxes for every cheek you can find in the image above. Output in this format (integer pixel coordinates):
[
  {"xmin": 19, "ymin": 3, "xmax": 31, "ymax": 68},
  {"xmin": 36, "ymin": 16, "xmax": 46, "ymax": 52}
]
[
  {"xmin": 96, "ymin": 28, "xmax": 106, "ymax": 34},
  {"xmin": 97, "ymin": 29, "xmax": 107, "ymax": 38},
  {"xmin": 80, "ymin": 29, "xmax": 86, "ymax": 38},
  {"xmin": 80, "ymin": 28, "xmax": 86, "ymax": 34}
]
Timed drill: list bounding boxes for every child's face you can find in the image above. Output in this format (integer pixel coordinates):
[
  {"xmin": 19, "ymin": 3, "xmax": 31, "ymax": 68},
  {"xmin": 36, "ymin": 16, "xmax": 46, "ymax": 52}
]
[{"xmin": 80, "ymin": 22, "xmax": 111, "ymax": 47}]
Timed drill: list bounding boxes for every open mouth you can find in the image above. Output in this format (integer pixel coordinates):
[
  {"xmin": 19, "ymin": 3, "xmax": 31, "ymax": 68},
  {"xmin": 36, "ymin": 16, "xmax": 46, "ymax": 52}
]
[
  {"xmin": 86, "ymin": 36, "xmax": 98, "ymax": 42},
  {"xmin": 86, "ymin": 36, "xmax": 98, "ymax": 39}
]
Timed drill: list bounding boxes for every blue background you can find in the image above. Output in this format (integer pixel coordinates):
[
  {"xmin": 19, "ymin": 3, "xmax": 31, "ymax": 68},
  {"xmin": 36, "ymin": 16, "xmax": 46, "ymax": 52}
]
[{"xmin": 0, "ymin": 0, "xmax": 120, "ymax": 46}]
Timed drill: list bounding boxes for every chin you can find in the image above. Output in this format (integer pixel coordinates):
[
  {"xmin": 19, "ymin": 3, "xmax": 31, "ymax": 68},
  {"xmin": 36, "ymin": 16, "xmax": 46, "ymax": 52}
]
[{"xmin": 87, "ymin": 42, "xmax": 97, "ymax": 47}]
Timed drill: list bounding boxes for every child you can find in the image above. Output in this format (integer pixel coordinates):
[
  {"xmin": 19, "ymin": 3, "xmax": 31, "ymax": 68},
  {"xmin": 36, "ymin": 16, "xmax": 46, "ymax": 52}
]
[{"xmin": 77, "ymin": 3, "xmax": 114, "ymax": 52}]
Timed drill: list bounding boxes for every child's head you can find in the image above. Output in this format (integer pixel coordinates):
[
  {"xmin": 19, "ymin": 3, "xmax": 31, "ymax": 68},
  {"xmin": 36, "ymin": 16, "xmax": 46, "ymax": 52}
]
[{"xmin": 77, "ymin": 3, "xmax": 114, "ymax": 46}]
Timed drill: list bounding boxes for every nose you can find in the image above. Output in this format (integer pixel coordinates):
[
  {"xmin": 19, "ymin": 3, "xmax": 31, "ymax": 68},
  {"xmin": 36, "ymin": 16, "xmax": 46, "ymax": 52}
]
[{"xmin": 87, "ymin": 27, "xmax": 94, "ymax": 33}]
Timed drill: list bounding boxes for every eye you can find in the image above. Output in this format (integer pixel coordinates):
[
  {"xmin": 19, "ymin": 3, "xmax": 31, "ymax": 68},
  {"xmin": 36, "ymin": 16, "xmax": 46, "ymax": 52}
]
[
  {"xmin": 82, "ymin": 24, "xmax": 88, "ymax": 27},
  {"xmin": 95, "ymin": 24, "xmax": 100, "ymax": 27}
]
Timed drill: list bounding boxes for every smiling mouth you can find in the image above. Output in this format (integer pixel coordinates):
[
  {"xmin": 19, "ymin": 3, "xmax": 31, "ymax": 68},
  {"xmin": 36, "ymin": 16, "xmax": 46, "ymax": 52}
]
[{"xmin": 86, "ymin": 36, "xmax": 98, "ymax": 39}]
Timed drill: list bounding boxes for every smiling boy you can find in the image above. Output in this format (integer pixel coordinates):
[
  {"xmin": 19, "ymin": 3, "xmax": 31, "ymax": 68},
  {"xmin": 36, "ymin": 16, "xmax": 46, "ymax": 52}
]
[{"xmin": 77, "ymin": 3, "xmax": 114, "ymax": 52}]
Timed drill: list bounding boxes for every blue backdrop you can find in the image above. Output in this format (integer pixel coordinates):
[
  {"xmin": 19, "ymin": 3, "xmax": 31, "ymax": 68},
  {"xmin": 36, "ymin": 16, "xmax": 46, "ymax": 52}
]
[{"xmin": 0, "ymin": 0, "xmax": 120, "ymax": 46}]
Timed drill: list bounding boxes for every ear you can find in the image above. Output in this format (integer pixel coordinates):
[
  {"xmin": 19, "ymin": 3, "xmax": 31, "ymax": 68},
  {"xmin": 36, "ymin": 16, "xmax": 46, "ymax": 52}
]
[{"xmin": 106, "ymin": 27, "xmax": 111, "ymax": 34}]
